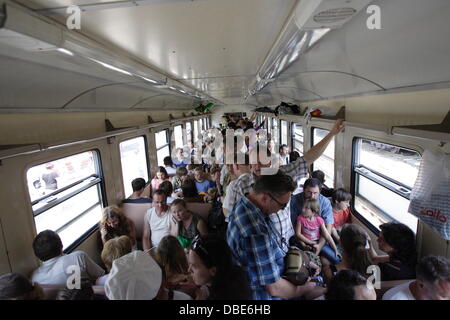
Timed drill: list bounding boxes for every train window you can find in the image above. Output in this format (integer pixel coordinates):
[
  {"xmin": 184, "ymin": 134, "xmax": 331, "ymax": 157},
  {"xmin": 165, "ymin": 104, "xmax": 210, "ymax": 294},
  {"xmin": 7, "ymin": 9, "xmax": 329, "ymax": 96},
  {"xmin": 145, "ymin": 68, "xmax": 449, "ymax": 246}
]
[
  {"xmin": 292, "ymin": 123, "xmax": 304, "ymax": 156},
  {"xmin": 312, "ymin": 128, "xmax": 335, "ymax": 186},
  {"xmin": 353, "ymin": 138, "xmax": 420, "ymax": 232},
  {"xmin": 280, "ymin": 120, "xmax": 288, "ymax": 145},
  {"xmin": 119, "ymin": 137, "xmax": 149, "ymax": 198},
  {"xmin": 272, "ymin": 118, "xmax": 278, "ymax": 141},
  {"xmin": 193, "ymin": 120, "xmax": 199, "ymax": 141},
  {"xmin": 155, "ymin": 129, "xmax": 170, "ymax": 166},
  {"xmin": 186, "ymin": 122, "xmax": 192, "ymax": 145},
  {"xmin": 26, "ymin": 151, "xmax": 104, "ymax": 250},
  {"xmin": 173, "ymin": 125, "xmax": 183, "ymax": 149}
]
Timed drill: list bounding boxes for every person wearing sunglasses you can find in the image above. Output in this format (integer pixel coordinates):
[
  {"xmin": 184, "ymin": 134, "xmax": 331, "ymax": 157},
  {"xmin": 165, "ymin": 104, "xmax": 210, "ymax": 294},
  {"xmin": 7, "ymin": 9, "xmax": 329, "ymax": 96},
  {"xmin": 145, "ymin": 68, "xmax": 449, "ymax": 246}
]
[
  {"xmin": 188, "ymin": 235, "xmax": 250, "ymax": 300},
  {"xmin": 225, "ymin": 120, "xmax": 345, "ymax": 255},
  {"xmin": 226, "ymin": 171, "xmax": 318, "ymax": 300}
]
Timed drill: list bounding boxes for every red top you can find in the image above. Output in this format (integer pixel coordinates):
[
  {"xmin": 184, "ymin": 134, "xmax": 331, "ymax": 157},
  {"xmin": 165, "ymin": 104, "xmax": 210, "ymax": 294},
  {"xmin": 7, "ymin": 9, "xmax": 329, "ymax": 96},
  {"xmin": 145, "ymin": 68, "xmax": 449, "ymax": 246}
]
[{"xmin": 333, "ymin": 208, "xmax": 351, "ymax": 228}]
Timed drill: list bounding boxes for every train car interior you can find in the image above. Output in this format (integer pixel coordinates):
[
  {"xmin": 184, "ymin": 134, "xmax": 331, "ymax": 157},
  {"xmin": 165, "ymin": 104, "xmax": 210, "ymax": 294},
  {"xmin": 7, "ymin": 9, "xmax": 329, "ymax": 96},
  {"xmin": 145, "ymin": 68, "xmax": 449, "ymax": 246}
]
[{"xmin": 0, "ymin": 0, "xmax": 449, "ymax": 301}]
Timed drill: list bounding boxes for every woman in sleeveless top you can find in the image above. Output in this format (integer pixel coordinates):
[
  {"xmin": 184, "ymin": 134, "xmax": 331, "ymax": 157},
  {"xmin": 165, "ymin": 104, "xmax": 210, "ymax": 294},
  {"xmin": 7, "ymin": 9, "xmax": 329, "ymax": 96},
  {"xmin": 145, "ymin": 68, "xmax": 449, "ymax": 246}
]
[{"xmin": 169, "ymin": 199, "xmax": 208, "ymax": 249}]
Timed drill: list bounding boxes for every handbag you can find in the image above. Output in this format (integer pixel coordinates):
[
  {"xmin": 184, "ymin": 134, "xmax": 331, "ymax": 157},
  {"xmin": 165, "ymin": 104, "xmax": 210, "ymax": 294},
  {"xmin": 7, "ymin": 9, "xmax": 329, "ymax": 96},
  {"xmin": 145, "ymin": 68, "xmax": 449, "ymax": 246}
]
[{"xmin": 283, "ymin": 246, "xmax": 322, "ymax": 286}]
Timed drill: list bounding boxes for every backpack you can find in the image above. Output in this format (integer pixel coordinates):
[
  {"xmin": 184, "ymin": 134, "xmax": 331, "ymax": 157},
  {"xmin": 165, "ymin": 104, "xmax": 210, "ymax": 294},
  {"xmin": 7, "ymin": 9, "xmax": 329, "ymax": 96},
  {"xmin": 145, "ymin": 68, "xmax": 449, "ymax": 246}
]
[{"xmin": 207, "ymin": 198, "xmax": 227, "ymax": 239}]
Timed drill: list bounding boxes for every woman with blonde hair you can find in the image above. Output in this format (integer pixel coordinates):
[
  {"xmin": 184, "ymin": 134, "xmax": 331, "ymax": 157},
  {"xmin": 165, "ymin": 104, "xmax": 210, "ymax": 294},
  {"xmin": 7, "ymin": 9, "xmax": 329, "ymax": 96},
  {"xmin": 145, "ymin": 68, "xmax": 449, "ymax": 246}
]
[
  {"xmin": 96, "ymin": 235, "xmax": 133, "ymax": 285},
  {"xmin": 99, "ymin": 206, "xmax": 136, "ymax": 249}
]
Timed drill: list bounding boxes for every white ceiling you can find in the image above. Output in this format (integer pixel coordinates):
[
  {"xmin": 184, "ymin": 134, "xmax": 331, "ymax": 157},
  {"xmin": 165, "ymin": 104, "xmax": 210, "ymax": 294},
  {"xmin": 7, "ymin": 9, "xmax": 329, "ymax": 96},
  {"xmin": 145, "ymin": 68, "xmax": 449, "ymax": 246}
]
[
  {"xmin": 2, "ymin": 0, "xmax": 450, "ymax": 112},
  {"xmin": 12, "ymin": 0, "xmax": 297, "ymax": 106}
]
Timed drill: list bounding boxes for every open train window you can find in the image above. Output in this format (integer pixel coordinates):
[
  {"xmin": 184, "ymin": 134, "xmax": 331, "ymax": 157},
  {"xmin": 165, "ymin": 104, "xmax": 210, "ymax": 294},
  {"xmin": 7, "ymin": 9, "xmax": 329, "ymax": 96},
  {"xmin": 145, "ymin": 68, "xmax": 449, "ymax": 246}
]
[
  {"xmin": 280, "ymin": 120, "xmax": 288, "ymax": 145},
  {"xmin": 193, "ymin": 120, "xmax": 199, "ymax": 141},
  {"xmin": 119, "ymin": 137, "xmax": 149, "ymax": 198},
  {"xmin": 312, "ymin": 128, "xmax": 335, "ymax": 186},
  {"xmin": 352, "ymin": 138, "xmax": 420, "ymax": 233},
  {"xmin": 26, "ymin": 151, "xmax": 104, "ymax": 250},
  {"xmin": 292, "ymin": 123, "xmax": 304, "ymax": 156},
  {"xmin": 173, "ymin": 125, "xmax": 184, "ymax": 149},
  {"xmin": 155, "ymin": 129, "xmax": 170, "ymax": 167}
]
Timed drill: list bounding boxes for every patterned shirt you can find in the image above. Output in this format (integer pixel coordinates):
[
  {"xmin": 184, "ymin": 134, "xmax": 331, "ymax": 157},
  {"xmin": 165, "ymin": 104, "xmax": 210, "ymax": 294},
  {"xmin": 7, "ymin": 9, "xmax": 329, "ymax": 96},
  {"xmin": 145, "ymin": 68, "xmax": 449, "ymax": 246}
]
[{"xmin": 227, "ymin": 196, "xmax": 286, "ymax": 300}]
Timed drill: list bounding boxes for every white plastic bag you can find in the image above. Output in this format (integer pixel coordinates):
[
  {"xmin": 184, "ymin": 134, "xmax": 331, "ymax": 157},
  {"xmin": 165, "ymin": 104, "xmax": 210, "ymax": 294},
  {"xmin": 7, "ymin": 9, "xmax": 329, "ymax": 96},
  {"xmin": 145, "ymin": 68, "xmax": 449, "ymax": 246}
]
[{"xmin": 408, "ymin": 149, "xmax": 450, "ymax": 240}]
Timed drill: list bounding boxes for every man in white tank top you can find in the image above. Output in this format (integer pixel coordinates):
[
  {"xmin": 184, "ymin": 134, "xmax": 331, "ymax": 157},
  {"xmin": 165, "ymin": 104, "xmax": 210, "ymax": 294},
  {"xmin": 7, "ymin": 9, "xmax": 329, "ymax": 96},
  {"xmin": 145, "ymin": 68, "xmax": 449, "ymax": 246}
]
[{"xmin": 143, "ymin": 190, "xmax": 172, "ymax": 250}]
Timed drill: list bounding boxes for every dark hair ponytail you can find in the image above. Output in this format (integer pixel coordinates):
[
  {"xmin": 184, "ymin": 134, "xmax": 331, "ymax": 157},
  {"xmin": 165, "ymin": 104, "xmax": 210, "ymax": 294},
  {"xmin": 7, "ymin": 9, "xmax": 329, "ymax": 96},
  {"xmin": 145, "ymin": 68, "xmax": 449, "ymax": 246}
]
[{"xmin": 340, "ymin": 224, "xmax": 372, "ymax": 277}]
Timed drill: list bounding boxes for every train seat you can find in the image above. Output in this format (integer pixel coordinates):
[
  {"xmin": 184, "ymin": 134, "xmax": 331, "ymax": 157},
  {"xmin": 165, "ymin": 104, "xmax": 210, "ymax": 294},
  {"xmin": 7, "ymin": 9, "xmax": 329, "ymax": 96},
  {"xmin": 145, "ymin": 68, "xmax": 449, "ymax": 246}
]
[
  {"xmin": 121, "ymin": 202, "xmax": 152, "ymax": 240},
  {"xmin": 186, "ymin": 202, "xmax": 212, "ymax": 221}
]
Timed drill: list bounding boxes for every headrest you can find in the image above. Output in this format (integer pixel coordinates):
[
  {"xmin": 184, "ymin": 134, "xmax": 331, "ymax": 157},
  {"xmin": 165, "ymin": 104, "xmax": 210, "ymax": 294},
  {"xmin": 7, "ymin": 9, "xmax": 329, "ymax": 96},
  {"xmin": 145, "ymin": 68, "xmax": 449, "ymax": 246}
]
[{"xmin": 104, "ymin": 251, "xmax": 162, "ymax": 300}]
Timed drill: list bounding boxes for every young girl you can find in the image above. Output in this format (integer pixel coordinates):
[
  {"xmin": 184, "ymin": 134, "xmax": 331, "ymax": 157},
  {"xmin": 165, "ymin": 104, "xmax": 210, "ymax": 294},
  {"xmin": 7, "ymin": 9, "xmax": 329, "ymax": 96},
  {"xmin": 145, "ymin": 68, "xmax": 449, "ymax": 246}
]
[
  {"xmin": 170, "ymin": 199, "xmax": 208, "ymax": 249},
  {"xmin": 295, "ymin": 199, "xmax": 341, "ymax": 265},
  {"xmin": 151, "ymin": 166, "xmax": 171, "ymax": 193},
  {"xmin": 155, "ymin": 235, "xmax": 197, "ymax": 298},
  {"xmin": 330, "ymin": 188, "xmax": 352, "ymax": 243}
]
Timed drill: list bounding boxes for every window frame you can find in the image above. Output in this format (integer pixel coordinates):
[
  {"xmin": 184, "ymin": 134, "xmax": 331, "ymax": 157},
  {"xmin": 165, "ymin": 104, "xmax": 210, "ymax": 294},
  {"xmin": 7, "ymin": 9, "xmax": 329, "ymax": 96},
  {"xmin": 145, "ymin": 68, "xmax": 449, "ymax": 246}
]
[
  {"xmin": 173, "ymin": 124, "xmax": 184, "ymax": 149},
  {"xmin": 119, "ymin": 135, "xmax": 150, "ymax": 198},
  {"xmin": 291, "ymin": 122, "xmax": 304, "ymax": 156},
  {"xmin": 28, "ymin": 149, "xmax": 106, "ymax": 253},
  {"xmin": 350, "ymin": 137, "xmax": 421, "ymax": 235}
]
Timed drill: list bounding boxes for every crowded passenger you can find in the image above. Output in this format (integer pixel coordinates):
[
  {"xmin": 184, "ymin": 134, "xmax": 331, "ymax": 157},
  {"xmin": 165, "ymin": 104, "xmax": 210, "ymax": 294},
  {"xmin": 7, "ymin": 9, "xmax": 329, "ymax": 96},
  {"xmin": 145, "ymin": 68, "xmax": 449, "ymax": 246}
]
[
  {"xmin": 143, "ymin": 190, "xmax": 172, "ymax": 250},
  {"xmin": 163, "ymin": 156, "xmax": 177, "ymax": 175},
  {"xmin": 122, "ymin": 177, "xmax": 152, "ymax": 203},
  {"xmin": 383, "ymin": 255, "xmax": 450, "ymax": 300},
  {"xmin": 173, "ymin": 148, "xmax": 189, "ymax": 168},
  {"xmin": 325, "ymin": 269, "xmax": 377, "ymax": 300},
  {"xmin": 104, "ymin": 251, "xmax": 191, "ymax": 300},
  {"xmin": 311, "ymin": 170, "xmax": 334, "ymax": 197},
  {"xmin": 189, "ymin": 235, "xmax": 250, "ymax": 300},
  {"xmin": 158, "ymin": 180, "xmax": 176, "ymax": 204},
  {"xmin": 172, "ymin": 166, "xmax": 189, "ymax": 195},
  {"xmin": 151, "ymin": 166, "xmax": 171, "ymax": 192},
  {"xmin": 155, "ymin": 235, "xmax": 197, "ymax": 298},
  {"xmin": 330, "ymin": 188, "xmax": 352, "ymax": 243},
  {"xmin": 289, "ymin": 178, "xmax": 334, "ymax": 260},
  {"xmin": 96, "ymin": 235, "xmax": 133, "ymax": 285},
  {"xmin": 278, "ymin": 144, "xmax": 290, "ymax": 165},
  {"xmin": 193, "ymin": 167, "xmax": 216, "ymax": 194},
  {"xmin": 31, "ymin": 230, "xmax": 104, "ymax": 285},
  {"xmin": 180, "ymin": 179, "xmax": 204, "ymax": 203},
  {"xmin": 170, "ymin": 199, "xmax": 209, "ymax": 249},
  {"xmin": 227, "ymin": 172, "xmax": 318, "ymax": 300},
  {"xmin": 99, "ymin": 205, "xmax": 137, "ymax": 249},
  {"xmin": 0, "ymin": 273, "xmax": 44, "ymax": 300},
  {"xmin": 367, "ymin": 222, "xmax": 417, "ymax": 281},
  {"xmin": 294, "ymin": 199, "xmax": 341, "ymax": 266},
  {"xmin": 322, "ymin": 224, "xmax": 373, "ymax": 283}
]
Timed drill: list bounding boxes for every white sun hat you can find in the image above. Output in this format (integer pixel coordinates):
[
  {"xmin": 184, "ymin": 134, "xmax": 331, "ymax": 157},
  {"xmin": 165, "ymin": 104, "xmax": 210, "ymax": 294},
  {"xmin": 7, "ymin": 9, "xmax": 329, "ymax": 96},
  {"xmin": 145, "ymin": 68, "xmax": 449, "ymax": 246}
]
[{"xmin": 104, "ymin": 250, "xmax": 162, "ymax": 300}]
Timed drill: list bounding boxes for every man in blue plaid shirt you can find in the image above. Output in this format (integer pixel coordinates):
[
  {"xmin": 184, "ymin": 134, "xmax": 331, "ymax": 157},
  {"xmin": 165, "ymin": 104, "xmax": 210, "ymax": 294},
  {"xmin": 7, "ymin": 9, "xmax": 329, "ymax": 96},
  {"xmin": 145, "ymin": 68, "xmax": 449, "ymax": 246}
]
[{"xmin": 227, "ymin": 171, "xmax": 318, "ymax": 300}]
